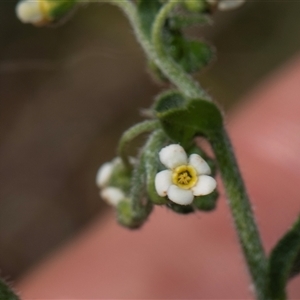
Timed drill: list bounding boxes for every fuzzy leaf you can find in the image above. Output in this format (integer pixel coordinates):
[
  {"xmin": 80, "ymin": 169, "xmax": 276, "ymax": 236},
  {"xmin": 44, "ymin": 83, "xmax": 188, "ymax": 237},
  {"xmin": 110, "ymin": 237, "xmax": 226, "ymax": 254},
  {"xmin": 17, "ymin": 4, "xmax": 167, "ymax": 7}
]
[
  {"xmin": 267, "ymin": 216, "xmax": 300, "ymax": 300},
  {"xmin": 169, "ymin": 37, "xmax": 213, "ymax": 74},
  {"xmin": 164, "ymin": 29, "xmax": 214, "ymax": 74},
  {"xmin": 154, "ymin": 91, "xmax": 223, "ymax": 146},
  {"xmin": 167, "ymin": 201, "xmax": 194, "ymax": 214},
  {"xmin": 169, "ymin": 14, "xmax": 211, "ymax": 30},
  {"xmin": 193, "ymin": 190, "xmax": 219, "ymax": 212},
  {"xmin": 137, "ymin": 0, "xmax": 162, "ymax": 37}
]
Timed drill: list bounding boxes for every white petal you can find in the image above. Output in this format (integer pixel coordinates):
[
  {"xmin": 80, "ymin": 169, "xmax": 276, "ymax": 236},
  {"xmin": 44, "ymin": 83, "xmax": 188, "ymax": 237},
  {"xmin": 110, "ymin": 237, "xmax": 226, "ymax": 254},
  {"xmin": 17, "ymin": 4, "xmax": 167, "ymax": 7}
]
[
  {"xmin": 95, "ymin": 162, "xmax": 113, "ymax": 188},
  {"xmin": 159, "ymin": 144, "xmax": 188, "ymax": 169},
  {"xmin": 192, "ymin": 175, "xmax": 216, "ymax": 196},
  {"xmin": 155, "ymin": 170, "xmax": 172, "ymax": 197},
  {"xmin": 218, "ymin": 0, "xmax": 245, "ymax": 11},
  {"xmin": 189, "ymin": 154, "xmax": 211, "ymax": 175},
  {"xmin": 100, "ymin": 187, "xmax": 125, "ymax": 206},
  {"xmin": 167, "ymin": 185, "xmax": 194, "ymax": 205},
  {"xmin": 16, "ymin": 0, "xmax": 44, "ymax": 24}
]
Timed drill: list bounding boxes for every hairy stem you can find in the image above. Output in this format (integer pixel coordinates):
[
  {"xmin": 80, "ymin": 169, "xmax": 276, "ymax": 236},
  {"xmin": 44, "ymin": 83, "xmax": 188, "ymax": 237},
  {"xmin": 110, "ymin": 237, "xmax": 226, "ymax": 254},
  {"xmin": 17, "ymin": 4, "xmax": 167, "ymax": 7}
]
[
  {"xmin": 107, "ymin": 1, "xmax": 267, "ymax": 299},
  {"xmin": 110, "ymin": 0, "xmax": 209, "ymax": 99},
  {"xmin": 118, "ymin": 120, "xmax": 160, "ymax": 170},
  {"xmin": 142, "ymin": 129, "xmax": 169, "ymax": 205},
  {"xmin": 209, "ymin": 128, "xmax": 268, "ymax": 300},
  {"xmin": 151, "ymin": 0, "xmax": 209, "ymax": 99}
]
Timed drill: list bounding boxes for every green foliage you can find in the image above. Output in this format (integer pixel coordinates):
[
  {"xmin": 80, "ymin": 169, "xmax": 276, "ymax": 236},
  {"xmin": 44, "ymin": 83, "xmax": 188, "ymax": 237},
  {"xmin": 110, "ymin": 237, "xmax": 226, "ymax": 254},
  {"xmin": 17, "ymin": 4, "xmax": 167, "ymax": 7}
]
[
  {"xmin": 290, "ymin": 251, "xmax": 300, "ymax": 279},
  {"xmin": 141, "ymin": 0, "xmax": 213, "ymax": 79},
  {"xmin": 117, "ymin": 200, "xmax": 153, "ymax": 229},
  {"xmin": 194, "ymin": 190, "xmax": 219, "ymax": 211},
  {"xmin": 137, "ymin": 0, "xmax": 162, "ymax": 37},
  {"xmin": 182, "ymin": 0, "xmax": 207, "ymax": 13},
  {"xmin": 169, "ymin": 14, "xmax": 211, "ymax": 30},
  {"xmin": 116, "ymin": 153, "xmax": 154, "ymax": 229},
  {"xmin": 267, "ymin": 216, "xmax": 300, "ymax": 300},
  {"xmin": 154, "ymin": 91, "xmax": 223, "ymax": 146},
  {"xmin": 108, "ymin": 160, "xmax": 132, "ymax": 193},
  {"xmin": 0, "ymin": 279, "xmax": 19, "ymax": 300},
  {"xmin": 167, "ymin": 201, "xmax": 194, "ymax": 214},
  {"xmin": 48, "ymin": 0, "xmax": 77, "ymax": 20},
  {"xmin": 164, "ymin": 29, "xmax": 214, "ymax": 74}
]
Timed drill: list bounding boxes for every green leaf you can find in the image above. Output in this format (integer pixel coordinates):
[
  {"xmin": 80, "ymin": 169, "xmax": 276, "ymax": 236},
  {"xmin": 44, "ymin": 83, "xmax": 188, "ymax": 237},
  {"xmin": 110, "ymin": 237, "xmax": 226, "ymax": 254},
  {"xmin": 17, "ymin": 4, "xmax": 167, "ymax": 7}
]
[
  {"xmin": 267, "ymin": 215, "xmax": 300, "ymax": 300},
  {"xmin": 169, "ymin": 14, "xmax": 211, "ymax": 30},
  {"xmin": 154, "ymin": 90, "xmax": 186, "ymax": 113},
  {"xmin": 193, "ymin": 190, "xmax": 219, "ymax": 212},
  {"xmin": 182, "ymin": 0, "xmax": 207, "ymax": 13},
  {"xmin": 0, "ymin": 279, "xmax": 19, "ymax": 300},
  {"xmin": 154, "ymin": 91, "xmax": 223, "ymax": 146},
  {"xmin": 137, "ymin": 0, "xmax": 162, "ymax": 37},
  {"xmin": 167, "ymin": 201, "xmax": 194, "ymax": 214},
  {"xmin": 164, "ymin": 29, "xmax": 214, "ymax": 74}
]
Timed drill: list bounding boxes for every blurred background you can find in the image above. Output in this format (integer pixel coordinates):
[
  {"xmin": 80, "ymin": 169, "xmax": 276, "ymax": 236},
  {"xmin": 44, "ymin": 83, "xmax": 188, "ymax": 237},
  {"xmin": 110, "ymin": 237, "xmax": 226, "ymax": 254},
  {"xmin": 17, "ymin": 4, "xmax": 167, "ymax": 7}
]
[{"xmin": 1, "ymin": 0, "xmax": 300, "ymax": 281}]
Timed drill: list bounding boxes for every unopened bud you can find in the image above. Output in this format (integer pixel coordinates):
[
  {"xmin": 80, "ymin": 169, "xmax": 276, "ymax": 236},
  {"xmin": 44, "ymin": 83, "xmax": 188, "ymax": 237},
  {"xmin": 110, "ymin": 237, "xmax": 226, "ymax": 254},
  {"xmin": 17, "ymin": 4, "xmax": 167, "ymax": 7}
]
[
  {"xmin": 16, "ymin": 0, "xmax": 44, "ymax": 24},
  {"xmin": 16, "ymin": 0, "xmax": 77, "ymax": 25},
  {"xmin": 183, "ymin": 0, "xmax": 206, "ymax": 12}
]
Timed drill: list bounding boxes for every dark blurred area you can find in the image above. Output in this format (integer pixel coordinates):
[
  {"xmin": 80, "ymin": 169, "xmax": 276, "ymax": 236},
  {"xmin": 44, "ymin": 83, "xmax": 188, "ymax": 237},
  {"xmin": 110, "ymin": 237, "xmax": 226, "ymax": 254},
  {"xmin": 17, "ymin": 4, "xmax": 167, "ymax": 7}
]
[{"xmin": 1, "ymin": 1, "xmax": 300, "ymax": 280}]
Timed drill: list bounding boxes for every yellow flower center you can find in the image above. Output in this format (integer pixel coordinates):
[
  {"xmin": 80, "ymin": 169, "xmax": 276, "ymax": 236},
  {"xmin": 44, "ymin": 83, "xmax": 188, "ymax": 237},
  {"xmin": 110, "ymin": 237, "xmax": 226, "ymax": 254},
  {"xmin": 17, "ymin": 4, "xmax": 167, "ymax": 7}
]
[{"xmin": 172, "ymin": 165, "xmax": 198, "ymax": 190}]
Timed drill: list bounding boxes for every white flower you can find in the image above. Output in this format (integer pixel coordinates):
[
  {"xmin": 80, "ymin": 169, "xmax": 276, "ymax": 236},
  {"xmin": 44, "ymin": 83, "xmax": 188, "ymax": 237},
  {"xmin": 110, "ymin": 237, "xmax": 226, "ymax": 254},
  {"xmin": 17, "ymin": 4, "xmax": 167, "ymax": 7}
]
[
  {"xmin": 155, "ymin": 144, "xmax": 216, "ymax": 205},
  {"xmin": 96, "ymin": 158, "xmax": 125, "ymax": 207},
  {"xmin": 100, "ymin": 187, "xmax": 125, "ymax": 207},
  {"xmin": 16, "ymin": 0, "xmax": 45, "ymax": 24},
  {"xmin": 96, "ymin": 162, "xmax": 113, "ymax": 188}
]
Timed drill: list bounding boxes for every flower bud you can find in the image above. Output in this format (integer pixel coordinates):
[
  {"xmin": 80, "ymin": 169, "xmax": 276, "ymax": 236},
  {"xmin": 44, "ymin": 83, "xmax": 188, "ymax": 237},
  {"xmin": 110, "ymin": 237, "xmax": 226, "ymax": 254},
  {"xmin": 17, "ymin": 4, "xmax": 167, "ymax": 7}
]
[
  {"xmin": 16, "ymin": 0, "xmax": 77, "ymax": 25},
  {"xmin": 183, "ymin": 0, "xmax": 206, "ymax": 12}
]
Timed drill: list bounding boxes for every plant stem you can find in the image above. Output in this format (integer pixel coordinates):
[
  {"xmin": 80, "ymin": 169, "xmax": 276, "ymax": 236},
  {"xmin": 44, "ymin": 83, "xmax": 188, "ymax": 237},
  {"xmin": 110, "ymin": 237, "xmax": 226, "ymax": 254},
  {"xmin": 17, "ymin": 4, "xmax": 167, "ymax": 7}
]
[
  {"xmin": 118, "ymin": 120, "xmax": 160, "ymax": 170},
  {"xmin": 209, "ymin": 128, "xmax": 268, "ymax": 300},
  {"xmin": 151, "ymin": 0, "xmax": 209, "ymax": 99},
  {"xmin": 110, "ymin": 0, "xmax": 209, "ymax": 99},
  {"xmin": 142, "ymin": 129, "xmax": 169, "ymax": 205},
  {"xmin": 107, "ymin": 1, "xmax": 268, "ymax": 299}
]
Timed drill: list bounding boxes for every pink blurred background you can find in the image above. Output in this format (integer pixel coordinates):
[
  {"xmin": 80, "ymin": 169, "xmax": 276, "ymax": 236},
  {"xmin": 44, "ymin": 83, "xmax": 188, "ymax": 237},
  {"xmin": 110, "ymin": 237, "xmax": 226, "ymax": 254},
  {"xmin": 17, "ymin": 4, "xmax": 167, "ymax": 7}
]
[{"xmin": 1, "ymin": 1, "xmax": 300, "ymax": 298}]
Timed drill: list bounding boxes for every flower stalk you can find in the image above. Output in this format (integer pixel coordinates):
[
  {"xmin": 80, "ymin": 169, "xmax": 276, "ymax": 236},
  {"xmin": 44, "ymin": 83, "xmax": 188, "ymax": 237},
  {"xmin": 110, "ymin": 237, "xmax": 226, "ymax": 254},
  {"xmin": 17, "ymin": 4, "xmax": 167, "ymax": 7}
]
[
  {"xmin": 15, "ymin": 0, "xmax": 272, "ymax": 299},
  {"xmin": 109, "ymin": 1, "xmax": 268, "ymax": 299},
  {"xmin": 209, "ymin": 128, "xmax": 268, "ymax": 300}
]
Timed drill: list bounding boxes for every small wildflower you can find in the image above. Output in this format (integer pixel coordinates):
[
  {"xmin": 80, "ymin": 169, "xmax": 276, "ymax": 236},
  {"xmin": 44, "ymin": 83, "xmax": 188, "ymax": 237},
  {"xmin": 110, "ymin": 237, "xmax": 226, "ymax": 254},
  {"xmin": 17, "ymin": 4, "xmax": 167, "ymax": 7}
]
[
  {"xmin": 16, "ymin": 0, "xmax": 45, "ymax": 24},
  {"xmin": 100, "ymin": 187, "xmax": 125, "ymax": 207},
  {"xmin": 155, "ymin": 144, "xmax": 216, "ymax": 205},
  {"xmin": 16, "ymin": 0, "xmax": 77, "ymax": 25},
  {"xmin": 96, "ymin": 158, "xmax": 125, "ymax": 207}
]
